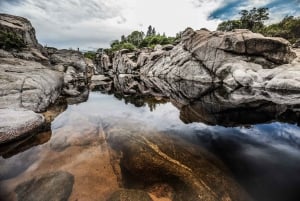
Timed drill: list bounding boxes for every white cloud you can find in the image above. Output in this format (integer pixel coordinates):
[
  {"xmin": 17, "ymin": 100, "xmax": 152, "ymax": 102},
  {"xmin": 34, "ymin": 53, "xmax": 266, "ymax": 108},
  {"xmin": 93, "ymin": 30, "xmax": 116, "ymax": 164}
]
[{"xmin": 1, "ymin": 0, "xmax": 272, "ymax": 50}]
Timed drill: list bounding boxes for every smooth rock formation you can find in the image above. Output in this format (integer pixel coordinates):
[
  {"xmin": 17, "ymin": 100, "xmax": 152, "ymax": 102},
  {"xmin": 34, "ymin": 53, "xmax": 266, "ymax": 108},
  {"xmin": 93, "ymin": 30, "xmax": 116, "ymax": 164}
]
[
  {"xmin": 0, "ymin": 108, "xmax": 45, "ymax": 144},
  {"xmin": 0, "ymin": 14, "xmax": 40, "ymax": 48},
  {"xmin": 96, "ymin": 75, "xmax": 300, "ymax": 127},
  {"xmin": 0, "ymin": 14, "xmax": 93, "ymax": 144},
  {"xmin": 0, "ymin": 58, "xmax": 63, "ymax": 112},
  {"xmin": 46, "ymin": 48, "xmax": 93, "ymax": 96},
  {"xmin": 107, "ymin": 124, "xmax": 253, "ymax": 201},
  {"xmin": 15, "ymin": 171, "xmax": 74, "ymax": 201},
  {"xmin": 105, "ymin": 28, "xmax": 300, "ymax": 91},
  {"xmin": 95, "ymin": 52, "xmax": 112, "ymax": 74}
]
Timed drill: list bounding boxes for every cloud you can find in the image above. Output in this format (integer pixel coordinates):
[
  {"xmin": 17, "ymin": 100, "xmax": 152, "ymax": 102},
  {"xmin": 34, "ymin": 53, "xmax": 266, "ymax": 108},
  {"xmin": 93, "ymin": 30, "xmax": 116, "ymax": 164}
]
[
  {"xmin": 0, "ymin": 0, "xmax": 299, "ymax": 49},
  {"xmin": 208, "ymin": 0, "xmax": 300, "ymax": 20}
]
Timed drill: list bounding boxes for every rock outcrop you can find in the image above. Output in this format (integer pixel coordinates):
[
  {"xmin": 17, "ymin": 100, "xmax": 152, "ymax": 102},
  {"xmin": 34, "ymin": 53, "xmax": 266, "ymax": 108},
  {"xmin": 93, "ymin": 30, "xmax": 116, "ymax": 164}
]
[
  {"xmin": 0, "ymin": 14, "xmax": 92, "ymax": 144},
  {"xmin": 46, "ymin": 48, "xmax": 93, "ymax": 96},
  {"xmin": 106, "ymin": 28, "xmax": 300, "ymax": 91}
]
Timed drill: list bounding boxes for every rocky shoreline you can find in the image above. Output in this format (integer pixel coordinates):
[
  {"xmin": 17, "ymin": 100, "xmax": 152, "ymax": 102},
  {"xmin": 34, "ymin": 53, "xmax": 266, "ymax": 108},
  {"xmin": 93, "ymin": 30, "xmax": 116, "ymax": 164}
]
[
  {"xmin": 1, "ymin": 13, "xmax": 300, "ymax": 144},
  {"xmin": 1, "ymin": 13, "xmax": 300, "ymax": 201},
  {"xmin": 0, "ymin": 14, "xmax": 94, "ymax": 144}
]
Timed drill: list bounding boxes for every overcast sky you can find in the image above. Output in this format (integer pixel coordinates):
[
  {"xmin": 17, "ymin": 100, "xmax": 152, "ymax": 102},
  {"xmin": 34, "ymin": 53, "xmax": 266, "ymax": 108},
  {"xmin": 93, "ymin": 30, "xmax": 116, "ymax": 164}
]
[{"xmin": 0, "ymin": 0, "xmax": 299, "ymax": 50}]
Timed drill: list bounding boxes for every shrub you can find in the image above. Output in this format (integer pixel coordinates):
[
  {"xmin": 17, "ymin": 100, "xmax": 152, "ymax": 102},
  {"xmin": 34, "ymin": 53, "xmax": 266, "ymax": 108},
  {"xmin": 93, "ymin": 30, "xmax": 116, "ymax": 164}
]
[{"xmin": 0, "ymin": 30, "xmax": 25, "ymax": 50}]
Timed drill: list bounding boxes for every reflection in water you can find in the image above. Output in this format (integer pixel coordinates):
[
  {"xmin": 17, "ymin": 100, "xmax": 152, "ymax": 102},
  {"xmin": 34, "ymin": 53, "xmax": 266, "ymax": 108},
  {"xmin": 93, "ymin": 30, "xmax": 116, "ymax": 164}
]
[{"xmin": 1, "ymin": 76, "xmax": 300, "ymax": 201}]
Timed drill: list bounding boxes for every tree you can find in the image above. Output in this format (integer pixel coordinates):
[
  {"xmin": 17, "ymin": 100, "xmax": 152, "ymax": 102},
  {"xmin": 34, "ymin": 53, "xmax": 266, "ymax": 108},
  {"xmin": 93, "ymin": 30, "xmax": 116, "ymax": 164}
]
[
  {"xmin": 127, "ymin": 31, "xmax": 144, "ymax": 47},
  {"xmin": 121, "ymin": 35, "xmax": 127, "ymax": 43},
  {"xmin": 239, "ymin": 7, "xmax": 269, "ymax": 32},
  {"xmin": 217, "ymin": 20, "xmax": 242, "ymax": 31},
  {"xmin": 146, "ymin": 25, "xmax": 153, "ymax": 37},
  {"xmin": 217, "ymin": 7, "xmax": 269, "ymax": 32}
]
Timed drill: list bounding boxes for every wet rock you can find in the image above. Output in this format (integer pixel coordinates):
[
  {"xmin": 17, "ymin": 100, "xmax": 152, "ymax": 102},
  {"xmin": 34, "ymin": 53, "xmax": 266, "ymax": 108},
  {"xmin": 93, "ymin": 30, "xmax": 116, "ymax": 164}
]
[
  {"xmin": 15, "ymin": 171, "xmax": 74, "ymax": 201},
  {"xmin": 0, "ymin": 108, "xmax": 45, "ymax": 144},
  {"xmin": 107, "ymin": 189, "xmax": 153, "ymax": 201}
]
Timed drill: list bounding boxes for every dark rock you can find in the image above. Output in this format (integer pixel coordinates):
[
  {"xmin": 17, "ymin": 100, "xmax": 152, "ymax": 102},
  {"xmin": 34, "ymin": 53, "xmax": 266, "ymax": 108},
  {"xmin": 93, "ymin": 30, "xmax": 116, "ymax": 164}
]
[{"xmin": 15, "ymin": 171, "xmax": 74, "ymax": 201}]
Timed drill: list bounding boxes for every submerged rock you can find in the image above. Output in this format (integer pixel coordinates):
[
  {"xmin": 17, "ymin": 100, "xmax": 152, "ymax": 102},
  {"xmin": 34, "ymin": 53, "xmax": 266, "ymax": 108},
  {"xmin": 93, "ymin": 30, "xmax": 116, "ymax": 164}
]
[
  {"xmin": 107, "ymin": 124, "xmax": 253, "ymax": 201},
  {"xmin": 15, "ymin": 171, "xmax": 74, "ymax": 201},
  {"xmin": 108, "ymin": 189, "xmax": 153, "ymax": 201}
]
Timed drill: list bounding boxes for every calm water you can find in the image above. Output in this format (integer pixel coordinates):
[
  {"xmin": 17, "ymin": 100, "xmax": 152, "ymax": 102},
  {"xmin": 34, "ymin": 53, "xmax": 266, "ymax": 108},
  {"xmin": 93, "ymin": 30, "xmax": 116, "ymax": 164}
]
[{"xmin": 1, "ymin": 90, "xmax": 300, "ymax": 201}]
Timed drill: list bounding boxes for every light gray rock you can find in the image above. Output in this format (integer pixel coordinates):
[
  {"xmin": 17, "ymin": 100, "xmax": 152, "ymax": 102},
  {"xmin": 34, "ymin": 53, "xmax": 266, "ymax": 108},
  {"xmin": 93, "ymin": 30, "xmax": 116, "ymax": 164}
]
[
  {"xmin": 95, "ymin": 52, "xmax": 111, "ymax": 74},
  {"xmin": 0, "ymin": 58, "xmax": 63, "ymax": 112},
  {"xmin": 137, "ymin": 28, "xmax": 299, "ymax": 91},
  {"xmin": 0, "ymin": 14, "xmax": 40, "ymax": 48},
  {"xmin": 0, "ymin": 108, "xmax": 45, "ymax": 144},
  {"xmin": 112, "ymin": 50, "xmax": 138, "ymax": 74},
  {"xmin": 47, "ymin": 49, "xmax": 91, "ymax": 96}
]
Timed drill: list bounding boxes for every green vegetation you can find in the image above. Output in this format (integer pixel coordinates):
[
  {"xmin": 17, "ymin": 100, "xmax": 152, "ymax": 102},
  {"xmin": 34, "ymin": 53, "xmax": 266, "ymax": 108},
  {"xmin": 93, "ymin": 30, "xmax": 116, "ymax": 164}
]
[
  {"xmin": 83, "ymin": 51, "xmax": 96, "ymax": 60},
  {"xmin": 0, "ymin": 30, "xmax": 25, "ymax": 50},
  {"xmin": 261, "ymin": 16, "xmax": 300, "ymax": 43},
  {"xmin": 105, "ymin": 25, "xmax": 176, "ymax": 54},
  {"xmin": 217, "ymin": 7, "xmax": 269, "ymax": 32},
  {"xmin": 217, "ymin": 7, "xmax": 300, "ymax": 43}
]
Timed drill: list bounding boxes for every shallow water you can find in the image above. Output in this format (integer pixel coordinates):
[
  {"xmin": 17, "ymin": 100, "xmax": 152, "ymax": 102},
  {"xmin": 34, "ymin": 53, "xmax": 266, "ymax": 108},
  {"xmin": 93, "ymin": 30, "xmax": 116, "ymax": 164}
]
[{"xmin": 1, "ymin": 90, "xmax": 300, "ymax": 201}]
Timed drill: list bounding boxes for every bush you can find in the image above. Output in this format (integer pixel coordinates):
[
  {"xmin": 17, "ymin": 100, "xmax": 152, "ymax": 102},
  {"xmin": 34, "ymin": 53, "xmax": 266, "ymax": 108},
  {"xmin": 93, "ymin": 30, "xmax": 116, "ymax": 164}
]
[
  {"xmin": 84, "ymin": 51, "xmax": 96, "ymax": 60},
  {"xmin": 0, "ymin": 30, "xmax": 25, "ymax": 50},
  {"xmin": 260, "ymin": 16, "xmax": 300, "ymax": 43}
]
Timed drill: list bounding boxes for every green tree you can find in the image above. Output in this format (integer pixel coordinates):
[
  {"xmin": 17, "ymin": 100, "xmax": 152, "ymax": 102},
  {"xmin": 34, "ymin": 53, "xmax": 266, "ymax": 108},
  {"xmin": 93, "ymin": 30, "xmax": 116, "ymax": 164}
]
[
  {"xmin": 146, "ymin": 25, "xmax": 153, "ymax": 37},
  {"xmin": 127, "ymin": 31, "xmax": 145, "ymax": 47},
  {"xmin": 261, "ymin": 16, "xmax": 300, "ymax": 43},
  {"xmin": 239, "ymin": 7, "xmax": 269, "ymax": 31},
  {"xmin": 217, "ymin": 7, "xmax": 269, "ymax": 32},
  {"xmin": 217, "ymin": 20, "xmax": 242, "ymax": 31}
]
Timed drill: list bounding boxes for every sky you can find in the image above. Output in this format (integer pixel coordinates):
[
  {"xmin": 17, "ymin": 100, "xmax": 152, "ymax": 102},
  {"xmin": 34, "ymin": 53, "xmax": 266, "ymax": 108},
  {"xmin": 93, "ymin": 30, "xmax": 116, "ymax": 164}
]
[{"xmin": 0, "ymin": 0, "xmax": 299, "ymax": 50}]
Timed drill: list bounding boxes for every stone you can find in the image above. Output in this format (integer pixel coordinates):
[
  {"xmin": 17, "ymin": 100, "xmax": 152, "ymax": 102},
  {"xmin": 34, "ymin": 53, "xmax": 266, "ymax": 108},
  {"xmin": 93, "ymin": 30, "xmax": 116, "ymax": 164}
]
[
  {"xmin": 107, "ymin": 189, "xmax": 153, "ymax": 201},
  {"xmin": 0, "ymin": 14, "xmax": 40, "ymax": 49},
  {"xmin": 0, "ymin": 58, "xmax": 63, "ymax": 112},
  {"xmin": 47, "ymin": 49, "xmax": 91, "ymax": 97},
  {"xmin": 15, "ymin": 171, "xmax": 74, "ymax": 201},
  {"xmin": 107, "ymin": 125, "xmax": 252, "ymax": 201},
  {"xmin": 0, "ymin": 108, "xmax": 45, "ymax": 144}
]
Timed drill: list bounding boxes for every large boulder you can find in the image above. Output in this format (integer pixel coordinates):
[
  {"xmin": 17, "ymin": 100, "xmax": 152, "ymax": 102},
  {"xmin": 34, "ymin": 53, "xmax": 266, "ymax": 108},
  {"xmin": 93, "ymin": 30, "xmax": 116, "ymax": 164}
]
[
  {"xmin": 112, "ymin": 50, "xmax": 139, "ymax": 74},
  {"xmin": 15, "ymin": 171, "xmax": 74, "ymax": 201},
  {"xmin": 0, "ymin": 58, "xmax": 63, "ymax": 112},
  {"xmin": 46, "ymin": 48, "xmax": 92, "ymax": 96},
  {"xmin": 0, "ymin": 108, "xmax": 45, "ymax": 144},
  {"xmin": 0, "ymin": 14, "xmax": 40, "ymax": 49},
  {"xmin": 138, "ymin": 28, "xmax": 300, "ymax": 91},
  {"xmin": 95, "ymin": 52, "xmax": 111, "ymax": 74}
]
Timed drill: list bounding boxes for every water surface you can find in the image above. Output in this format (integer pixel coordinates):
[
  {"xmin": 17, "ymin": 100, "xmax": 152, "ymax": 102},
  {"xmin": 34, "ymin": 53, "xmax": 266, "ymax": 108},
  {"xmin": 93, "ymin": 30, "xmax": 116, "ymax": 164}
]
[{"xmin": 1, "ymin": 88, "xmax": 300, "ymax": 201}]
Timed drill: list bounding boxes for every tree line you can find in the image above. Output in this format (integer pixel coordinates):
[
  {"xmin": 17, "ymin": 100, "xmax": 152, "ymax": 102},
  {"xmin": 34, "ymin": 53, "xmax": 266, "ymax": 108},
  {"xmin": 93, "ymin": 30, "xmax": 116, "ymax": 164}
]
[
  {"xmin": 217, "ymin": 7, "xmax": 300, "ymax": 43},
  {"xmin": 106, "ymin": 25, "xmax": 176, "ymax": 54}
]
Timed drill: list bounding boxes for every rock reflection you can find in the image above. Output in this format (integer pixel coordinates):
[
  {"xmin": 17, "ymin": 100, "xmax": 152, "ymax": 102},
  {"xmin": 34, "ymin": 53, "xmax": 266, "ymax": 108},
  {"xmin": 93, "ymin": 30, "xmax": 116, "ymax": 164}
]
[{"xmin": 96, "ymin": 75, "xmax": 300, "ymax": 126}]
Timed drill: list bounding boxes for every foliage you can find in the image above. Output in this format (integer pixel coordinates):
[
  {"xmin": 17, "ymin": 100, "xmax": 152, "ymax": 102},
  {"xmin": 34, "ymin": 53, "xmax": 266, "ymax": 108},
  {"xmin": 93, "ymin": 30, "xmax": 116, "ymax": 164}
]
[
  {"xmin": 217, "ymin": 20, "xmax": 242, "ymax": 32},
  {"xmin": 217, "ymin": 7, "xmax": 269, "ymax": 32},
  {"xmin": 84, "ymin": 51, "xmax": 96, "ymax": 60},
  {"xmin": 261, "ymin": 16, "xmax": 300, "ymax": 43},
  {"xmin": 106, "ymin": 25, "xmax": 176, "ymax": 53},
  {"xmin": 0, "ymin": 30, "xmax": 25, "ymax": 50}
]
